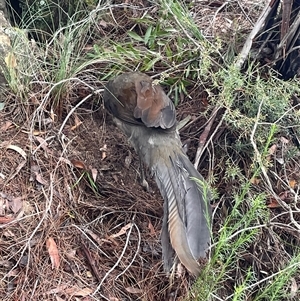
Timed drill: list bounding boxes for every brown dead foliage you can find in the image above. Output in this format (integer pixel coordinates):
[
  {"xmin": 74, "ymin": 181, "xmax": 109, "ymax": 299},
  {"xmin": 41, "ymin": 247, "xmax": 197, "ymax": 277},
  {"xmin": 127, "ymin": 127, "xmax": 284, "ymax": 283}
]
[{"xmin": 0, "ymin": 102, "xmax": 201, "ymax": 300}]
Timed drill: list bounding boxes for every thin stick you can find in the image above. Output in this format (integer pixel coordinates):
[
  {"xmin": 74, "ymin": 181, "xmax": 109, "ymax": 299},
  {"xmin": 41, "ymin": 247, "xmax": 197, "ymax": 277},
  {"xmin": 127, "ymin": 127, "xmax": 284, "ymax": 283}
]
[
  {"xmin": 92, "ymin": 222, "xmax": 135, "ymax": 295},
  {"xmin": 235, "ymin": 0, "xmax": 274, "ymax": 70},
  {"xmin": 115, "ymin": 222, "xmax": 141, "ymax": 280},
  {"xmin": 194, "ymin": 107, "xmax": 225, "ymax": 170}
]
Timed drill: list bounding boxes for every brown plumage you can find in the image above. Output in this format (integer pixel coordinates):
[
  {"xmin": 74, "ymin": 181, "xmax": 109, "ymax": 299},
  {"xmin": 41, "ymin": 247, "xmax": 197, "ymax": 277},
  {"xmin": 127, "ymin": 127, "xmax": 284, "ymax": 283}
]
[{"xmin": 103, "ymin": 71, "xmax": 211, "ymax": 276}]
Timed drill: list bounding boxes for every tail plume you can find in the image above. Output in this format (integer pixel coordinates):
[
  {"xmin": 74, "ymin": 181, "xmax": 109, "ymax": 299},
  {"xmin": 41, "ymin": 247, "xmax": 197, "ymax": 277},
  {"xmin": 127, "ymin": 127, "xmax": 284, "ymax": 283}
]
[{"xmin": 153, "ymin": 147, "xmax": 211, "ymax": 276}]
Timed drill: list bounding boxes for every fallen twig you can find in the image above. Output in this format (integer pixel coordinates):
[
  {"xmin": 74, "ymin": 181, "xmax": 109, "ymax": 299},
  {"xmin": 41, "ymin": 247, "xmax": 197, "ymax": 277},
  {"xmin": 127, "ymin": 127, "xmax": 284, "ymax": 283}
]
[
  {"xmin": 194, "ymin": 106, "xmax": 222, "ymax": 170},
  {"xmin": 81, "ymin": 242, "xmax": 102, "ymax": 282},
  {"xmin": 235, "ymin": 0, "xmax": 274, "ymax": 70}
]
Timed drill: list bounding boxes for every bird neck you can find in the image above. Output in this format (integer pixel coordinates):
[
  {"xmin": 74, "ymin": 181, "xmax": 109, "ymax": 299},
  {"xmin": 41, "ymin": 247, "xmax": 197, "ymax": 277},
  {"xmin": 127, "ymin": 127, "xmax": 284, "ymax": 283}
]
[{"xmin": 113, "ymin": 117, "xmax": 182, "ymax": 168}]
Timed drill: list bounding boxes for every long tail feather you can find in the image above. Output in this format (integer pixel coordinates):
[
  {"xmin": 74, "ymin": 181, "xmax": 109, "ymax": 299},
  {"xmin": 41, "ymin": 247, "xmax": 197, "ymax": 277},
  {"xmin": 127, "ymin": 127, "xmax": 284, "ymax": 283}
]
[
  {"xmin": 115, "ymin": 122, "xmax": 211, "ymax": 276},
  {"xmin": 153, "ymin": 147, "xmax": 211, "ymax": 276}
]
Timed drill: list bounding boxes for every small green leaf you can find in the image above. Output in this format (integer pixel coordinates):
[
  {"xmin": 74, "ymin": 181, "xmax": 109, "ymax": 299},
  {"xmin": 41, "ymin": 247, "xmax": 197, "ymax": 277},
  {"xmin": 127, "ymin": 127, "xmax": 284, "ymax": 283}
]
[
  {"xmin": 144, "ymin": 26, "xmax": 152, "ymax": 45},
  {"xmin": 185, "ymin": 65, "xmax": 190, "ymax": 78},
  {"xmin": 93, "ymin": 44, "xmax": 100, "ymax": 54},
  {"xmin": 180, "ymin": 81, "xmax": 187, "ymax": 95},
  {"xmin": 165, "ymin": 44, "xmax": 173, "ymax": 59},
  {"xmin": 157, "ymin": 40, "xmax": 167, "ymax": 46},
  {"xmin": 127, "ymin": 31, "xmax": 144, "ymax": 42},
  {"xmin": 0, "ymin": 102, "xmax": 5, "ymax": 111},
  {"xmin": 164, "ymin": 27, "xmax": 177, "ymax": 33},
  {"xmin": 142, "ymin": 57, "xmax": 161, "ymax": 71}
]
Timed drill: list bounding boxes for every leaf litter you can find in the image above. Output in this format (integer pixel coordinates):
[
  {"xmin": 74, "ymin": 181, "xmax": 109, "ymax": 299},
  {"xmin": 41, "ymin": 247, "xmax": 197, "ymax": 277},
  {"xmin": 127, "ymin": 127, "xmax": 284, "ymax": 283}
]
[{"xmin": 1, "ymin": 2, "xmax": 300, "ymax": 300}]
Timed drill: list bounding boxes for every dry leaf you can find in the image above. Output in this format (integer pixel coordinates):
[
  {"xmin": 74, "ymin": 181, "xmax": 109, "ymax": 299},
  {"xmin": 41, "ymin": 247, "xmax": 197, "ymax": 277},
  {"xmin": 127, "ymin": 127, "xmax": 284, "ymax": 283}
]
[
  {"xmin": 34, "ymin": 136, "xmax": 49, "ymax": 151},
  {"xmin": 280, "ymin": 136, "xmax": 289, "ymax": 144},
  {"xmin": 50, "ymin": 285, "xmax": 93, "ymax": 297},
  {"xmin": 85, "ymin": 229, "xmax": 102, "ymax": 245},
  {"xmin": 106, "ymin": 236, "xmax": 119, "ymax": 246},
  {"xmin": 100, "ymin": 144, "xmax": 107, "ymax": 160},
  {"xmin": 47, "ymin": 285, "xmax": 68, "ymax": 294},
  {"xmin": 250, "ymin": 177, "xmax": 260, "ymax": 185},
  {"xmin": 0, "ymin": 121, "xmax": 13, "ymax": 131},
  {"xmin": 5, "ymin": 53, "xmax": 17, "ymax": 68},
  {"xmin": 71, "ymin": 159, "xmax": 87, "ymax": 169},
  {"xmin": 125, "ymin": 287, "xmax": 143, "ymax": 294},
  {"xmin": 99, "ymin": 20, "xmax": 107, "ymax": 27},
  {"xmin": 290, "ymin": 277, "xmax": 298, "ymax": 298},
  {"xmin": 148, "ymin": 221, "xmax": 156, "ymax": 236},
  {"xmin": 33, "ymin": 130, "xmax": 47, "ymax": 136},
  {"xmin": 16, "ymin": 207, "xmax": 24, "ymax": 220},
  {"xmin": 73, "ymin": 287, "xmax": 93, "ymax": 296},
  {"xmin": 268, "ymin": 144, "xmax": 277, "ymax": 155},
  {"xmin": 46, "ymin": 237, "xmax": 60, "ymax": 270},
  {"xmin": 65, "ymin": 249, "xmax": 77, "ymax": 260},
  {"xmin": 108, "ymin": 296, "xmax": 119, "ymax": 301},
  {"xmin": 30, "ymin": 165, "xmax": 48, "ymax": 185},
  {"xmin": 70, "ymin": 114, "xmax": 82, "ymax": 131},
  {"xmin": 9, "ymin": 196, "xmax": 23, "ymax": 214},
  {"xmin": 176, "ymin": 262, "xmax": 184, "ymax": 277},
  {"xmin": 0, "ymin": 216, "xmax": 14, "ymax": 224},
  {"xmin": 30, "ymin": 165, "xmax": 39, "ymax": 181},
  {"xmin": 275, "ymin": 157, "xmax": 284, "ymax": 164},
  {"xmin": 90, "ymin": 168, "xmax": 98, "ymax": 182},
  {"xmin": 110, "ymin": 223, "xmax": 132, "ymax": 238},
  {"xmin": 35, "ymin": 173, "xmax": 48, "ymax": 186},
  {"xmin": 23, "ymin": 201, "xmax": 34, "ymax": 215},
  {"xmin": 267, "ymin": 199, "xmax": 280, "ymax": 208},
  {"xmin": 289, "ymin": 179, "xmax": 297, "ymax": 189},
  {"xmin": 7, "ymin": 145, "xmax": 27, "ymax": 160},
  {"xmin": 279, "ymin": 190, "xmax": 289, "ymax": 201},
  {"xmin": 125, "ymin": 153, "xmax": 132, "ymax": 168}
]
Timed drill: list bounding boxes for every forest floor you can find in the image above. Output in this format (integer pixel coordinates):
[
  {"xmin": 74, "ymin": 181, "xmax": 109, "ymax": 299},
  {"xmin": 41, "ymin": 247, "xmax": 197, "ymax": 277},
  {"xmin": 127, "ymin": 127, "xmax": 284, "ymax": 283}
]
[{"xmin": 1, "ymin": 0, "xmax": 300, "ymax": 300}]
